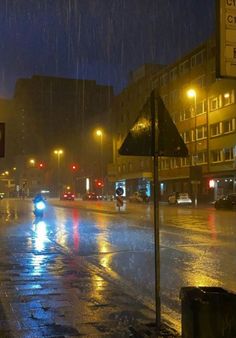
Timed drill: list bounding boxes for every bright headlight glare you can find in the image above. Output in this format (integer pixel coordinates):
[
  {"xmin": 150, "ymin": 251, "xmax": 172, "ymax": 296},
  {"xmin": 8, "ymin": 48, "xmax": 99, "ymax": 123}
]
[{"xmin": 36, "ymin": 201, "xmax": 46, "ymax": 210}]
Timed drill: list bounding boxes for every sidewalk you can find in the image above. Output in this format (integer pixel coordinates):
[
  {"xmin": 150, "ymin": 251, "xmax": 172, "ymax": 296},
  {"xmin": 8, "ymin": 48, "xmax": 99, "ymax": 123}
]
[{"xmin": 0, "ymin": 214, "xmax": 180, "ymax": 337}]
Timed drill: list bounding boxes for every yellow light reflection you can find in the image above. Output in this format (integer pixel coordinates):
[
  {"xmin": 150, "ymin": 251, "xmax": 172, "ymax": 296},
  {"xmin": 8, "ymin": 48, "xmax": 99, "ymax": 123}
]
[{"xmin": 131, "ymin": 117, "xmax": 151, "ymax": 134}]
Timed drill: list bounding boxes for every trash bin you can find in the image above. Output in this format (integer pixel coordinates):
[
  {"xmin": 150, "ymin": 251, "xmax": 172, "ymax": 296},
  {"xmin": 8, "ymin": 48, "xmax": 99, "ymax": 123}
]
[{"xmin": 180, "ymin": 287, "xmax": 236, "ymax": 338}]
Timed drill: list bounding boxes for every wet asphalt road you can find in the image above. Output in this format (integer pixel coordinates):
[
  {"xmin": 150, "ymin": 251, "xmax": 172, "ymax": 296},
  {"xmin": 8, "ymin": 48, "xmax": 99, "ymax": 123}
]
[{"xmin": 1, "ymin": 198, "xmax": 236, "ymax": 332}]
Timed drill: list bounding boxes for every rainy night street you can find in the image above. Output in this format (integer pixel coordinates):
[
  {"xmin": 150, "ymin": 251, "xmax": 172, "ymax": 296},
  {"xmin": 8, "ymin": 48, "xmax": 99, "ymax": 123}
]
[{"xmin": 0, "ymin": 198, "xmax": 235, "ymax": 337}]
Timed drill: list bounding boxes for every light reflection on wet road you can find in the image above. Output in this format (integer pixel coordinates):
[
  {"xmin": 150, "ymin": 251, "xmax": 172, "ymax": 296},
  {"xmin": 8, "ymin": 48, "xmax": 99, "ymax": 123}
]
[{"xmin": 1, "ymin": 198, "xmax": 236, "ymax": 329}]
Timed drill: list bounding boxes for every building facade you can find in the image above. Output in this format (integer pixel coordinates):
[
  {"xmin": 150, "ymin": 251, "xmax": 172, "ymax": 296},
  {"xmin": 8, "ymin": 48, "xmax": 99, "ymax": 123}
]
[
  {"xmin": 109, "ymin": 38, "xmax": 236, "ymax": 202},
  {"xmin": 12, "ymin": 75, "xmax": 114, "ymax": 195}
]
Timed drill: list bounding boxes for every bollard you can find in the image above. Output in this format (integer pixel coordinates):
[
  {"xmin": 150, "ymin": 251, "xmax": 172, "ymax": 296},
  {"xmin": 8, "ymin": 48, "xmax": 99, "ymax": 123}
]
[{"xmin": 180, "ymin": 287, "xmax": 236, "ymax": 338}]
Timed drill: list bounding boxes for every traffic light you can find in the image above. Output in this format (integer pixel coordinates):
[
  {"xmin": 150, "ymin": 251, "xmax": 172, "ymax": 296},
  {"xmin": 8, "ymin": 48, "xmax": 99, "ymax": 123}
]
[
  {"xmin": 95, "ymin": 179, "xmax": 104, "ymax": 188},
  {"xmin": 71, "ymin": 164, "xmax": 78, "ymax": 171},
  {"xmin": 39, "ymin": 162, "xmax": 44, "ymax": 169}
]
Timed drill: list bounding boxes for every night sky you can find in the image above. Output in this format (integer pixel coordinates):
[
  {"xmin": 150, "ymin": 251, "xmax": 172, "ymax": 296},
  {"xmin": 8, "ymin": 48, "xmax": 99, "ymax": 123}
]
[{"xmin": 0, "ymin": 0, "xmax": 215, "ymax": 98}]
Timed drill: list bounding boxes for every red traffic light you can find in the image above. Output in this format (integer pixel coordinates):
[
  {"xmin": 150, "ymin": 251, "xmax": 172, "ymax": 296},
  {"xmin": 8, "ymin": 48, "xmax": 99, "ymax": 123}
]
[
  {"xmin": 39, "ymin": 162, "xmax": 44, "ymax": 169},
  {"xmin": 95, "ymin": 179, "xmax": 104, "ymax": 188},
  {"xmin": 71, "ymin": 164, "xmax": 79, "ymax": 171}
]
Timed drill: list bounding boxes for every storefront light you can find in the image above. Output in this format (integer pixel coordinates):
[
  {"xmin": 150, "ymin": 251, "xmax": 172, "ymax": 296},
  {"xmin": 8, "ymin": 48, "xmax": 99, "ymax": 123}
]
[{"xmin": 209, "ymin": 179, "xmax": 215, "ymax": 188}]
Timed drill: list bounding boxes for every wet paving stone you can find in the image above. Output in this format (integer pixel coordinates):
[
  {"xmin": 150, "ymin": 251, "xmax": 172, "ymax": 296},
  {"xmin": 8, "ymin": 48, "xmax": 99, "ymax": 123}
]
[{"xmin": 0, "ymin": 221, "xmax": 178, "ymax": 338}]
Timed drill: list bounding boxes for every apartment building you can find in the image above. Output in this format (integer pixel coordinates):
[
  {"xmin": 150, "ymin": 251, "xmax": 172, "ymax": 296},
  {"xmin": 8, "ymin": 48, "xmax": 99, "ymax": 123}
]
[{"xmin": 109, "ymin": 38, "xmax": 236, "ymax": 202}]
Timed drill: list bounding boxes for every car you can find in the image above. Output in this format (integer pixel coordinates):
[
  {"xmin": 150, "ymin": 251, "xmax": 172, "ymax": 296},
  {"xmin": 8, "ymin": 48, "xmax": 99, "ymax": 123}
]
[
  {"xmin": 82, "ymin": 192, "xmax": 98, "ymax": 201},
  {"xmin": 168, "ymin": 192, "xmax": 192, "ymax": 205},
  {"xmin": 214, "ymin": 193, "xmax": 236, "ymax": 210},
  {"xmin": 60, "ymin": 192, "xmax": 75, "ymax": 201}
]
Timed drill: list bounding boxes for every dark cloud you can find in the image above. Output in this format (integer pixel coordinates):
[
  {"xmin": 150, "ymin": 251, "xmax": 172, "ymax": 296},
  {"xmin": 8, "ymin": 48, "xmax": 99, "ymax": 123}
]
[{"xmin": 0, "ymin": 0, "xmax": 215, "ymax": 98}]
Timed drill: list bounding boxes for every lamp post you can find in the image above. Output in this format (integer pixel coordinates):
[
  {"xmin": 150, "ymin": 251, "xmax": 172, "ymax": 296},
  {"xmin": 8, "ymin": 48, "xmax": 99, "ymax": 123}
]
[
  {"xmin": 54, "ymin": 149, "xmax": 64, "ymax": 196},
  {"xmin": 95, "ymin": 129, "xmax": 104, "ymax": 194},
  {"xmin": 187, "ymin": 89, "xmax": 198, "ymax": 206}
]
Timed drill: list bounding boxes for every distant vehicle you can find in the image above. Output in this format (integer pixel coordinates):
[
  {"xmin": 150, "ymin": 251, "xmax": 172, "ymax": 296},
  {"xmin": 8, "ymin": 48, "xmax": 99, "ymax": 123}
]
[
  {"xmin": 168, "ymin": 192, "xmax": 192, "ymax": 205},
  {"xmin": 128, "ymin": 191, "xmax": 150, "ymax": 203},
  {"xmin": 214, "ymin": 193, "xmax": 236, "ymax": 210},
  {"xmin": 60, "ymin": 192, "xmax": 75, "ymax": 201},
  {"xmin": 82, "ymin": 192, "xmax": 98, "ymax": 201},
  {"xmin": 33, "ymin": 193, "xmax": 46, "ymax": 219},
  {"xmin": 0, "ymin": 192, "xmax": 4, "ymax": 199}
]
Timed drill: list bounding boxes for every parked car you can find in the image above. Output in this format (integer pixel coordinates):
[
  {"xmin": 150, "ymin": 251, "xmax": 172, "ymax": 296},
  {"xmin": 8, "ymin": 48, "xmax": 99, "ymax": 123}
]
[
  {"xmin": 82, "ymin": 192, "xmax": 98, "ymax": 201},
  {"xmin": 60, "ymin": 192, "xmax": 75, "ymax": 201},
  {"xmin": 168, "ymin": 192, "xmax": 192, "ymax": 205},
  {"xmin": 128, "ymin": 191, "xmax": 150, "ymax": 203},
  {"xmin": 214, "ymin": 193, "xmax": 236, "ymax": 210}
]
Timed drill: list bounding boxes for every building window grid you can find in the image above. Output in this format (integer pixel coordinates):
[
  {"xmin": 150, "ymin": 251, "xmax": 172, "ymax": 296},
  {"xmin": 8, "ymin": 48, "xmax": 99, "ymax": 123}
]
[
  {"xmin": 224, "ymin": 147, "xmax": 234, "ymax": 161},
  {"xmin": 181, "ymin": 130, "xmax": 190, "ymax": 143},
  {"xmin": 161, "ymin": 158, "xmax": 170, "ymax": 170},
  {"xmin": 170, "ymin": 90, "xmax": 179, "ymax": 105},
  {"xmin": 160, "ymin": 73, "xmax": 168, "ymax": 87},
  {"xmin": 179, "ymin": 60, "xmax": 189, "ymax": 75},
  {"xmin": 169, "ymin": 67, "xmax": 178, "ymax": 81},
  {"xmin": 211, "ymin": 149, "xmax": 223, "ymax": 163},
  {"xmin": 180, "ymin": 107, "xmax": 192, "ymax": 121},
  {"xmin": 191, "ymin": 49, "xmax": 206, "ymax": 68},
  {"xmin": 196, "ymin": 125, "xmax": 207, "ymax": 140},
  {"xmin": 223, "ymin": 118, "xmax": 235, "ymax": 134},
  {"xmin": 140, "ymin": 160, "xmax": 144, "ymax": 169},
  {"xmin": 197, "ymin": 151, "xmax": 208, "ymax": 164},
  {"xmin": 210, "ymin": 122, "xmax": 222, "ymax": 137},
  {"xmin": 181, "ymin": 157, "xmax": 190, "ymax": 167},
  {"xmin": 193, "ymin": 75, "xmax": 206, "ymax": 88},
  {"xmin": 210, "ymin": 97, "xmax": 218, "ymax": 111}
]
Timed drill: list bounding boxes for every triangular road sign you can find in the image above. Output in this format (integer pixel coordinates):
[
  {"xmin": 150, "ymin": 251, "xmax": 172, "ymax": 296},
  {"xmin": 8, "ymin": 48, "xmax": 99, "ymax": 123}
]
[{"xmin": 119, "ymin": 92, "xmax": 188, "ymax": 157}]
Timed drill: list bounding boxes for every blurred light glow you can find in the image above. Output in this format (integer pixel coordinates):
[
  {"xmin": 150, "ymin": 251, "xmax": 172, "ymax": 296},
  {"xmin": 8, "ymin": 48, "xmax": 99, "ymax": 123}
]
[
  {"xmin": 96, "ymin": 129, "xmax": 103, "ymax": 136},
  {"xmin": 209, "ymin": 179, "xmax": 215, "ymax": 188},
  {"xmin": 187, "ymin": 88, "xmax": 196, "ymax": 98},
  {"xmin": 86, "ymin": 178, "xmax": 90, "ymax": 191}
]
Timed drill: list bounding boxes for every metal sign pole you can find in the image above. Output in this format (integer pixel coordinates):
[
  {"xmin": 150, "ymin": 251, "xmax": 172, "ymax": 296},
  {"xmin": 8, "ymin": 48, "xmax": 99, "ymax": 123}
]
[{"xmin": 150, "ymin": 91, "xmax": 161, "ymax": 332}]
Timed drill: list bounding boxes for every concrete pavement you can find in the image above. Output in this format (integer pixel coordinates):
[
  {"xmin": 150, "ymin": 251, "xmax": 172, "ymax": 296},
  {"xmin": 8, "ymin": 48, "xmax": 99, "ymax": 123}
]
[{"xmin": 0, "ymin": 208, "xmax": 180, "ymax": 337}]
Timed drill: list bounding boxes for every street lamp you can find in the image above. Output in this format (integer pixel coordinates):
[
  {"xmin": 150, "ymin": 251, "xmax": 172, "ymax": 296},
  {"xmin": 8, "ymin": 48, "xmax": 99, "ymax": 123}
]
[
  {"xmin": 54, "ymin": 149, "xmax": 64, "ymax": 195},
  {"xmin": 95, "ymin": 129, "xmax": 104, "ymax": 194},
  {"xmin": 187, "ymin": 89, "xmax": 198, "ymax": 206},
  {"xmin": 29, "ymin": 159, "xmax": 36, "ymax": 167}
]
